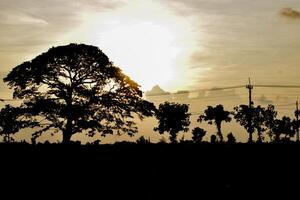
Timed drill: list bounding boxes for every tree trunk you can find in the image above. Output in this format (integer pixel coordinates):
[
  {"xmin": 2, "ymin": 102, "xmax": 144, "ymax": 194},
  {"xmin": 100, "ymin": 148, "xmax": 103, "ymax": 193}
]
[
  {"xmin": 257, "ymin": 130, "xmax": 262, "ymax": 143},
  {"xmin": 63, "ymin": 89, "xmax": 73, "ymax": 144},
  {"xmin": 169, "ymin": 130, "xmax": 177, "ymax": 144},
  {"xmin": 275, "ymin": 134, "xmax": 280, "ymax": 143},
  {"xmin": 62, "ymin": 113, "xmax": 73, "ymax": 144},
  {"xmin": 248, "ymin": 132, "xmax": 253, "ymax": 143},
  {"xmin": 62, "ymin": 130, "xmax": 72, "ymax": 144},
  {"xmin": 216, "ymin": 122, "xmax": 223, "ymax": 142}
]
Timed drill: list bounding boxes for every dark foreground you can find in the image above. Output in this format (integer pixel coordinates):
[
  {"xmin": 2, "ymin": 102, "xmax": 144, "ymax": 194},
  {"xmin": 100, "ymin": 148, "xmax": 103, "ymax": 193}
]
[{"xmin": 0, "ymin": 142, "xmax": 299, "ymax": 199}]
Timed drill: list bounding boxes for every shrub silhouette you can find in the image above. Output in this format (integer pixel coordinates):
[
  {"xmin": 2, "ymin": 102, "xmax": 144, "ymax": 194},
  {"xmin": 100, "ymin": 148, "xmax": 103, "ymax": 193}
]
[
  {"xmin": 210, "ymin": 135, "xmax": 217, "ymax": 144},
  {"xmin": 136, "ymin": 136, "xmax": 150, "ymax": 144},
  {"xmin": 3, "ymin": 43, "xmax": 156, "ymax": 143},
  {"xmin": 154, "ymin": 102, "xmax": 191, "ymax": 143},
  {"xmin": 192, "ymin": 127, "xmax": 206, "ymax": 143},
  {"xmin": 227, "ymin": 132, "xmax": 236, "ymax": 144}
]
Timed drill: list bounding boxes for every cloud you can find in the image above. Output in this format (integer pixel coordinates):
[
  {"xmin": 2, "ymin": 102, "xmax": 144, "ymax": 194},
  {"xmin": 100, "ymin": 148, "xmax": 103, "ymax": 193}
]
[
  {"xmin": 257, "ymin": 95, "xmax": 273, "ymax": 105},
  {"xmin": 280, "ymin": 7, "xmax": 300, "ymax": 19},
  {"xmin": 0, "ymin": 12, "xmax": 48, "ymax": 26},
  {"xmin": 0, "ymin": 0, "xmax": 125, "ymax": 53},
  {"xmin": 145, "ymin": 85, "xmax": 170, "ymax": 96}
]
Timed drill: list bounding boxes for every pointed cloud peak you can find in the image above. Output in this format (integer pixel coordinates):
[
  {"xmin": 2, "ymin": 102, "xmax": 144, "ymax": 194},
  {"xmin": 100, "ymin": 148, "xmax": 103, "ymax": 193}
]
[
  {"xmin": 280, "ymin": 7, "xmax": 300, "ymax": 19},
  {"xmin": 145, "ymin": 85, "xmax": 170, "ymax": 96}
]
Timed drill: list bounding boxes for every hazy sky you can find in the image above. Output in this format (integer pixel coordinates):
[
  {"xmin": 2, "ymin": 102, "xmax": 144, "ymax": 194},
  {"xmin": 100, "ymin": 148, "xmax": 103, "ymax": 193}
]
[
  {"xmin": 1, "ymin": 0, "xmax": 300, "ymax": 92},
  {"xmin": 1, "ymin": 0, "xmax": 300, "ymax": 143}
]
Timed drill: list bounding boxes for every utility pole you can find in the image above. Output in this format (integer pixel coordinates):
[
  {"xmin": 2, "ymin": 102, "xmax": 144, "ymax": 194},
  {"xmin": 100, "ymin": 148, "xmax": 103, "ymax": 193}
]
[
  {"xmin": 296, "ymin": 101, "xmax": 299, "ymax": 142},
  {"xmin": 246, "ymin": 78, "xmax": 253, "ymax": 108},
  {"xmin": 246, "ymin": 78, "xmax": 254, "ymax": 143}
]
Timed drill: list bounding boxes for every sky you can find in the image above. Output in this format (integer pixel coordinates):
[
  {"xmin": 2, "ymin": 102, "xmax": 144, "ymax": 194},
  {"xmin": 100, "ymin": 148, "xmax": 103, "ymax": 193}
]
[{"xmin": 1, "ymin": 0, "xmax": 300, "ymax": 143}]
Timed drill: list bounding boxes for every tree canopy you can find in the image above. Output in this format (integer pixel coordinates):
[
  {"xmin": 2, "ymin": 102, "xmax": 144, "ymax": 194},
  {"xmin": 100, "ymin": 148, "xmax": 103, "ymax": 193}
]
[
  {"xmin": 3, "ymin": 43, "xmax": 156, "ymax": 143},
  {"xmin": 0, "ymin": 105, "xmax": 37, "ymax": 143},
  {"xmin": 272, "ymin": 116, "xmax": 295, "ymax": 142},
  {"xmin": 154, "ymin": 102, "xmax": 191, "ymax": 143},
  {"xmin": 234, "ymin": 104, "xmax": 278, "ymax": 143}
]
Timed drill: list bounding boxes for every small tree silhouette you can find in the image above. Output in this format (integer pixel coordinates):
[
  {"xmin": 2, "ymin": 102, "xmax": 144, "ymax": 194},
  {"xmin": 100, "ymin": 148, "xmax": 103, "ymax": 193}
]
[
  {"xmin": 252, "ymin": 106, "xmax": 267, "ymax": 143},
  {"xmin": 154, "ymin": 102, "xmax": 191, "ymax": 143},
  {"xmin": 136, "ymin": 136, "xmax": 150, "ymax": 144},
  {"xmin": 227, "ymin": 132, "xmax": 236, "ymax": 144},
  {"xmin": 192, "ymin": 127, "xmax": 206, "ymax": 143},
  {"xmin": 234, "ymin": 105, "xmax": 255, "ymax": 143},
  {"xmin": 198, "ymin": 105, "xmax": 231, "ymax": 142},
  {"xmin": 4, "ymin": 43, "xmax": 156, "ymax": 143},
  {"xmin": 210, "ymin": 135, "xmax": 217, "ymax": 144},
  {"xmin": 235, "ymin": 104, "xmax": 278, "ymax": 143},
  {"xmin": 263, "ymin": 105, "xmax": 278, "ymax": 141},
  {"xmin": 272, "ymin": 116, "xmax": 295, "ymax": 142}
]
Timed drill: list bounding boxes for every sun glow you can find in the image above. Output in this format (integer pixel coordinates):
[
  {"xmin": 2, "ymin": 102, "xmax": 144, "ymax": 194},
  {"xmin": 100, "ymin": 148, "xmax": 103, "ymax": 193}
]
[
  {"xmin": 67, "ymin": 1, "xmax": 200, "ymax": 91},
  {"xmin": 96, "ymin": 22, "xmax": 180, "ymax": 91}
]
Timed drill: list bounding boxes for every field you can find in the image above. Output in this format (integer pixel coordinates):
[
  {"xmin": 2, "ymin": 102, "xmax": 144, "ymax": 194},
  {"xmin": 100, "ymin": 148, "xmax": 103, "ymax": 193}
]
[{"xmin": 0, "ymin": 142, "xmax": 299, "ymax": 199}]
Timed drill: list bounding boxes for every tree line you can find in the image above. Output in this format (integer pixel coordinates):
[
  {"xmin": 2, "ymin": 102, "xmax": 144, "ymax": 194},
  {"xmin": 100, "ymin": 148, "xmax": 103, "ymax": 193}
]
[
  {"xmin": 154, "ymin": 102, "xmax": 299, "ymax": 144},
  {"xmin": 0, "ymin": 43, "xmax": 298, "ymax": 144}
]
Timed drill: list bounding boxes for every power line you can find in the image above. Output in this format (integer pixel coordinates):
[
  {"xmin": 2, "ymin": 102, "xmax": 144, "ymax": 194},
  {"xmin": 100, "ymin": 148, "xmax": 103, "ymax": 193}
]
[
  {"xmin": 275, "ymin": 103, "xmax": 296, "ymax": 107},
  {"xmin": 1, "ymin": 83, "xmax": 300, "ymax": 102},
  {"xmin": 254, "ymin": 85, "xmax": 300, "ymax": 88}
]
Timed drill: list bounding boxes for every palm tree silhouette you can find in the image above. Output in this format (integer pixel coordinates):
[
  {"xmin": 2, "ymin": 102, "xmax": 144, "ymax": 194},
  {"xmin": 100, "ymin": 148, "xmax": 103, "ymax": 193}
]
[{"xmin": 198, "ymin": 105, "xmax": 231, "ymax": 142}]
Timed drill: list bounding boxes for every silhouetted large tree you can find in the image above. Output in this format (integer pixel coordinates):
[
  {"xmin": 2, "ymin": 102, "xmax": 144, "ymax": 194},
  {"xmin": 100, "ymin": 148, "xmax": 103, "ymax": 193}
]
[
  {"xmin": 198, "ymin": 105, "xmax": 231, "ymax": 142},
  {"xmin": 154, "ymin": 102, "xmax": 190, "ymax": 143},
  {"xmin": 4, "ymin": 43, "xmax": 155, "ymax": 143}
]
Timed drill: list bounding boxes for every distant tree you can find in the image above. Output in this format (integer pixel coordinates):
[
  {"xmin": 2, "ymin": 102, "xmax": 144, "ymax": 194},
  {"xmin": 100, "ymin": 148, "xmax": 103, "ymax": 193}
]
[
  {"xmin": 198, "ymin": 105, "xmax": 231, "ymax": 142},
  {"xmin": 252, "ymin": 106, "xmax": 267, "ymax": 143},
  {"xmin": 92, "ymin": 139, "xmax": 101, "ymax": 145},
  {"xmin": 210, "ymin": 135, "xmax": 217, "ymax": 144},
  {"xmin": 234, "ymin": 105, "xmax": 255, "ymax": 143},
  {"xmin": 263, "ymin": 105, "xmax": 277, "ymax": 141},
  {"xmin": 154, "ymin": 102, "xmax": 191, "ymax": 143},
  {"xmin": 234, "ymin": 105, "xmax": 270, "ymax": 143},
  {"xmin": 0, "ymin": 105, "xmax": 37, "ymax": 143},
  {"xmin": 227, "ymin": 132, "xmax": 236, "ymax": 144},
  {"xmin": 3, "ymin": 44, "xmax": 156, "ymax": 143},
  {"xmin": 136, "ymin": 136, "xmax": 150, "ymax": 144},
  {"xmin": 271, "ymin": 116, "xmax": 295, "ymax": 142},
  {"xmin": 192, "ymin": 127, "xmax": 206, "ymax": 143},
  {"xmin": 294, "ymin": 108, "xmax": 300, "ymax": 140}
]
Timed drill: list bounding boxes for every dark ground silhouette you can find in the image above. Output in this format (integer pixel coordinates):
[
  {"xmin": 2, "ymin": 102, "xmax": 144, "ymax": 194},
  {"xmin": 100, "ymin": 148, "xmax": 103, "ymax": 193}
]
[{"xmin": 0, "ymin": 142, "xmax": 299, "ymax": 199}]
